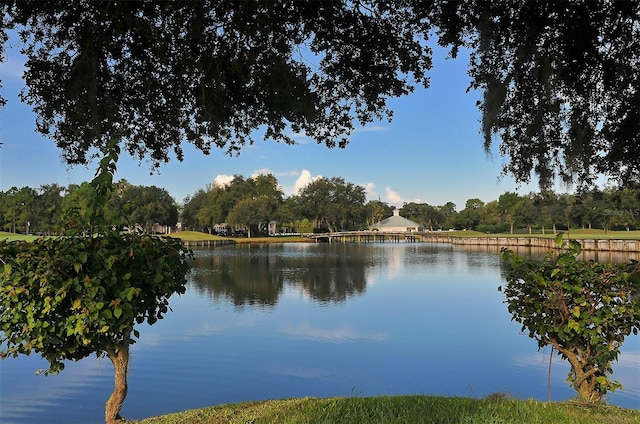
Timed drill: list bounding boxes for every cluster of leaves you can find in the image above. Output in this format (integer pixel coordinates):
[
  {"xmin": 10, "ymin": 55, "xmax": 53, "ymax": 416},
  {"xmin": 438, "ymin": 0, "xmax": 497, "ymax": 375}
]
[
  {"xmin": 182, "ymin": 174, "xmax": 375, "ymax": 235},
  {"xmin": 430, "ymin": 1, "xmax": 640, "ymax": 188},
  {"xmin": 0, "ymin": 139, "xmax": 192, "ymax": 421},
  {"xmin": 295, "ymin": 176, "xmax": 367, "ymax": 233},
  {"xmin": 500, "ymin": 236, "xmax": 640, "ymax": 403},
  {"xmin": 2, "ymin": 2, "xmax": 637, "ymax": 190},
  {"xmin": 2, "ymin": 1, "xmax": 430, "ymax": 167},
  {"xmin": 0, "ymin": 182, "xmax": 180, "ymax": 236},
  {"xmin": 0, "ymin": 230, "xmax": 190, "ymax": 374}
]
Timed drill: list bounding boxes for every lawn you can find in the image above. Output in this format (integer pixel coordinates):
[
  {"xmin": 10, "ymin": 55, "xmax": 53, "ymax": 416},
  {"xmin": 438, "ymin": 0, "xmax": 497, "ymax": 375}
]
[
  {"xmin": 0, "ymin": 231, "xmax": 39, "ymax": 242},
  {"xmin": 435, "ymin": 229, "xmax": 640, "ymax": 240},
  {"xmin": 168, "ymin": 231, "xmax": 312, "ymax": 244},
  {"xmin": 135, "ymin": 395, "xmax": 640, "ymax": 424}
]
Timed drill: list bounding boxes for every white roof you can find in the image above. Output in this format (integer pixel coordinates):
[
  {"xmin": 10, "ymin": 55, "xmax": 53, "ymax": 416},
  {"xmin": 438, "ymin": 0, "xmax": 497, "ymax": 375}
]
[{"xmin": 369, "ymin": 209, "xmax": 423, "ymax": 230}]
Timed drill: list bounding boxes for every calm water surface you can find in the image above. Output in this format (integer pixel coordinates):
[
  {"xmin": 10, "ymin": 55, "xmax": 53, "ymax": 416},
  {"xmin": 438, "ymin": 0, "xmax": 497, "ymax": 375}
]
[{"xmin": 1, "ymin": 243, "xmax": 639, "ymax": 423}]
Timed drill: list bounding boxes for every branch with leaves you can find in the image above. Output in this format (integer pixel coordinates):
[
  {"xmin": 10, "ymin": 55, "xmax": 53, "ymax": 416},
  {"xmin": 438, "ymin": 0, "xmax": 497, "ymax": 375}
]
[
  {"xmin": 500, "ymin": 235, "xmax": 640, "ymax": 404},
  {"xmin": 0, "ymin": 139, "xmax": 192, "ymax": 423}
]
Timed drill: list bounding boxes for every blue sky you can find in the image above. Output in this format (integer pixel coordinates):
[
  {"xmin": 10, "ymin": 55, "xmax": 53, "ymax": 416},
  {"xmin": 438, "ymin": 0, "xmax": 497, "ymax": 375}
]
[{"xmin": 0, "ymin": 41, "xmax": 542, "ymax": 211}]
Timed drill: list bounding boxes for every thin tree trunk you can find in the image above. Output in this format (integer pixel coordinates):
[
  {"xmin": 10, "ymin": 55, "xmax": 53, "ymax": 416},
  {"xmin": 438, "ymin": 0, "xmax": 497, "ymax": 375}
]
[
  {"xmin": 105, "ymin": 330, "xmax": 131, "ymax": 424},
  {"xmin": 555, "ymin": 343, "xmax": 601, "ymax": 404}
]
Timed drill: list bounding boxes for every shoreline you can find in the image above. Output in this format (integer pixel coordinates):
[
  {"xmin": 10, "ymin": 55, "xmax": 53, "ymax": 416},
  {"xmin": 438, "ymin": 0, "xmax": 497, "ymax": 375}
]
[
  {"xmin": 424, "ymin": 236, "xmax": 640, "ymax": 252},
  {"xmin": 174, "ymin": 232, "xmax": 640, "ymax": 253}
]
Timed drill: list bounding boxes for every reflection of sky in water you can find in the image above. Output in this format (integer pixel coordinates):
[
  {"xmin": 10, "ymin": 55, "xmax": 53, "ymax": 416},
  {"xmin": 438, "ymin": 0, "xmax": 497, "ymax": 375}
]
[
  {"xmin": 0, "ymin": 355, "xmax": 112, "ymax": 424},
  {"xmin": 2, "ymin": 242, "xmax": 639, "ymax": 423},
  {"xmin": 279, "ymin": 321, "xmax": 388, "ymax": 343}
]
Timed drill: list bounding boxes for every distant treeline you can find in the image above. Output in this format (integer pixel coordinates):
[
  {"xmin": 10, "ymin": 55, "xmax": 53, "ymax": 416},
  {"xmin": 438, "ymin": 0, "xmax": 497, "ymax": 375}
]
[
  {"xmin": 0, "ymin": 180, "xmax": 177, "ymax": 235},
  {"xmin": 3, "ymin": 175, "xmax": 640, "ymax": 236}
]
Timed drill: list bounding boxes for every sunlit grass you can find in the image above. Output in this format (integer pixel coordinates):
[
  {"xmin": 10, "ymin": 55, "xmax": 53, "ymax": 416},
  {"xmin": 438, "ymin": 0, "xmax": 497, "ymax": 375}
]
[
  {"xmin": 3, "ymin": 229, "xmax": 639, "ymax": 244},
  {"xmin": 435, "ymin": 230, "xmax": 487, "ymax": 237},
  {"xmin": 431, "ymin": 229, "xmax": 640, "ymax": 240},
  {"xmin": 135, "ymin": 395, "xmax": 640, "ymax": 424},
  {"xmin": 0, "ymin": 231, "xmax": 39, "ymax": 242},
  {"xmin": 166, "ymin": 231, "xmax": 227, "ymax": 241},
  {"xmin": 168, "ymin": 231, "xmax": 311, "ymax": 243},
  {"xmin": 232, "ymin": 236, "xmax": 312, "ymax": 243}
]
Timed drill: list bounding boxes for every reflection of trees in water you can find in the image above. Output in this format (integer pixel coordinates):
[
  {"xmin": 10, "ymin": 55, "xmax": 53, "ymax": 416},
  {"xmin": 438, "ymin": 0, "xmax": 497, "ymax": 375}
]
[
  {"xmin": 189, "ymin": 247, "xmax": 285, "ymax": 308},
  {"xmin": 284, "ymin": 245, "xmax": 367, "ymax": 304},
  {"xmin": 188, "ymin": 244, "xmax": 369, "ymax": 307},
  {"xmin": 189, "ymin": 241, "xmax": 629, "ymax": 308}
]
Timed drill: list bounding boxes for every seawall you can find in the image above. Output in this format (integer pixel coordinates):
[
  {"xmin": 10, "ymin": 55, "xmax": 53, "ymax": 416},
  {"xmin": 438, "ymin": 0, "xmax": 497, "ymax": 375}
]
[
  {"xmin": 424, "ymin": 236, "xmax": 640, "ymax": 252},
  {"xmin": 181, "ymin": 239, "xmax": 236, "ymax": 248}
]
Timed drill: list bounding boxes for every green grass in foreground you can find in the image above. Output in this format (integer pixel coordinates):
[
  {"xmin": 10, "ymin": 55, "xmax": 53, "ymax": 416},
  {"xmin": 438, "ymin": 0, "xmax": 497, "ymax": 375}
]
[{"xmin": 135, "ymin": 396, "xmax": 640, "ymax": 424}]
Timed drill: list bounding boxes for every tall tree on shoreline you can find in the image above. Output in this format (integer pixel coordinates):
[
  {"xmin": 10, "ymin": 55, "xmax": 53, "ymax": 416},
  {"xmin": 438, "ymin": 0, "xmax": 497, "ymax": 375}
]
[{"xmin": 0, "ymin": 142, "xmax": 192, "ymax": 423}]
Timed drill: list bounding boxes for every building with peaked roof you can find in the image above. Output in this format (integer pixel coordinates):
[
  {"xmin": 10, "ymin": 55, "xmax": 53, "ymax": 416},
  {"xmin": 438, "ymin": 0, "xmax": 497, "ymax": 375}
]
[{"xmin": 369, "ymin": 209, "xmax": 424, "ymax": 233}]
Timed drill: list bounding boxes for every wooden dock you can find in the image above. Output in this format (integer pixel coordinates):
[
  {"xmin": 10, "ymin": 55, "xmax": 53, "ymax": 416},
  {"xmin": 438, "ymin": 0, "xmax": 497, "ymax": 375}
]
[
  {"xmin": 308, "ymin": 231, "xmax": 422, "ymax": 243},
  {"xmin": 307, "ymin": 231, "xmax": 640, "ymax": 252}
]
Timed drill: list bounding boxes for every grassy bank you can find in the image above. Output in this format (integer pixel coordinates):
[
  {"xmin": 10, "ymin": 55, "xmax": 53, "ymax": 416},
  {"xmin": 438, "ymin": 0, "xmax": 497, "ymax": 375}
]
[
  {"xmin": 168, "ymin": 230, "xmax": 311, "ymax": 244},
  {"xmin": 433, "ymin": 229, "xmax": 640, "ymax": 240},
  {"xmin": 171, "ymin": 229, "xmax": 640, "ymax": 243},
  {"xmin": 135, "ymin": 395, "xmax": 640, "ymax": 424},
  {"xmin": 4, "ymin": 229, "xmax": 640, "ymax": 244},
  {"xmin": 0, "ymin": 231, "xmax": 39, "ymax": 242}
]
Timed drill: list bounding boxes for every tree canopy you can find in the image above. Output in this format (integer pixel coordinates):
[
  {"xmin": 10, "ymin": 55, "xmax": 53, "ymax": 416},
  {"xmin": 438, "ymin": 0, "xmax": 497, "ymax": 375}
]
[
  {"xmin": 432, "ymin": 1, "xmax": 640, "ymax": 189},
  {"xmin": 501, "ymin": 238, "xmax": 640, "ymax": 403},
  {"xmin": 0, "ymin": 141, "xmax": 192, "ymax": 423},
  {"xmin": 1, "ymin": 1, "xmax": 638, "ymax": 188},
  {"xmin": 1, "ymin": 1, "xmax": 430, "ymax": 166}
]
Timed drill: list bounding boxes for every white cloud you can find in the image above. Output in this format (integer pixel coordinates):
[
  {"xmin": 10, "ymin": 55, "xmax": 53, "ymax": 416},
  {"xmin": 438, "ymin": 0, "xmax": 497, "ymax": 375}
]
[
  {"xmin": 365, "ymin": 182, "xmax": 378, "ymax": 200},
  {"xmin": 250, "ymin": 168, "xmax": 272, "ymax": 178},
  {"xmin": 213, "ymin": 174, "xmax": 234, "ymax": 187},
  {"xmin": 385, "ymin": 187, "xmax": 403, "ymax": 205},
  {"xmin": 354, "ymin": 125, "xmax": 390, "ymax": 133},
  {"xmin": 293, "ymin": 169, "xmax": 321, "ymax": 194},
  {"xmin": 276, "ymin": 170, "xmax": 302, "ymax": 177}
]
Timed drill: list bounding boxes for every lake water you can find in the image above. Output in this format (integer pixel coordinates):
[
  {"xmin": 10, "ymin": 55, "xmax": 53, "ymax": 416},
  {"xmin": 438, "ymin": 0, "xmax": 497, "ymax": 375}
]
[{"xmin": 1, "ymin": 242, "xmax": 639, "ymax": 423}]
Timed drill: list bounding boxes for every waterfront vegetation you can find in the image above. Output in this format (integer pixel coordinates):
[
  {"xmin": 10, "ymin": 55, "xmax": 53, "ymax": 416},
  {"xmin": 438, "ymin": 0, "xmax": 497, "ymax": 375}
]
[
  {"xmin": 4, "ymin": 229, "xmax": 640, "ymax": 243},
  {"xmin": 0, "ymin": 231, "xmax": 38, "ymax": 241},
  {"xmin": 2, "ymin": 229, "xmax": 639, "ymax": 422},
  {"xmin": 0, "ymin": 146, "xmax": 194, "ymax": 424},
  {"xmin": 3, "ymin": 178, "xmax": 640, "ymax": 240},
  {"xmin": 136, "ymin": 396, "xmax": 640, "ymax": 424},
  {"xmin": 154, "ymin": 228, "xmax": 640, "ymax": 242},
  {"xmin": 3, "ymin": 5, "xmax": 640, "ymax": 423}
]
